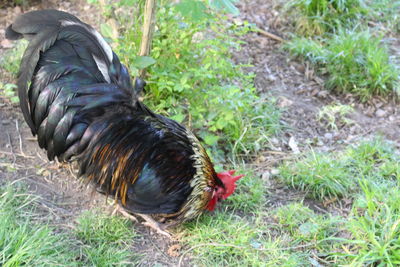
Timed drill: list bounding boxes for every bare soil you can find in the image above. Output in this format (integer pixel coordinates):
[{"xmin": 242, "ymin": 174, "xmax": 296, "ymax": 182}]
[{"xmin": 0, "ymin": 0, "xmax": 399, "ymax": 266}]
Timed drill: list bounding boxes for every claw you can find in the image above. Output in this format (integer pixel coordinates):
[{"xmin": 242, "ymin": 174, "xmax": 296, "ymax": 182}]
[
  {"xmin": 139, "ymin": 214, "xmax": 172, "ymax": 238},
  {"xmin": 112, "ymin": 205, "xmax": 171, "ymax": 238}
]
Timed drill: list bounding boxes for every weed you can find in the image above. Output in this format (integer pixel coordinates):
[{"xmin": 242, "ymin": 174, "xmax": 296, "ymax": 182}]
[{"xmin": 317, "ymin": 103, "xmax": 354, "ymax": 130}]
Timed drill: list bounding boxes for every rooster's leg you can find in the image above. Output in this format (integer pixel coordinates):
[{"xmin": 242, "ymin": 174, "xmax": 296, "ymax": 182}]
[
  {"xmin": 112, "ymin": 205, "xmax": 171, "ymax": 238},
  {"xmin": 112, "ymin": 204, "xmax": 138, "ymax": 222},
  {"xmin": 137, "ymin": 213, "xmax": 172, "ymax": 238}
]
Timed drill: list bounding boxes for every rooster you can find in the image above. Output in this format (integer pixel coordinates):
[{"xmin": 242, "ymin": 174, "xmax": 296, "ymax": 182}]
[{"xmin": 6, "ymin": 9, "xmax": 244, "ymax": 235}]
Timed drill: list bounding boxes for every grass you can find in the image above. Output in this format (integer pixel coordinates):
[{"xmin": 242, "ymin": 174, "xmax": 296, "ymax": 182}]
[
  {"xmin": 284, "ymin": 0, "xmax": 400, "ymax": 101},
  {"xmin": 0, "ymin": 182, "xmax": 139, "ymax": 266},
  {"xmin": 274, "ymin": 138, "xmax": 400, "ymax": 265},
  {"xmin": 222, "ymin": 166, "xmax": 267, "ymax": 213},
  {"xmin": 279, "ymin": 137, "xmax": 399, "ymax": 200},
  {"xmin": 285, "ymin": 30, "xmax": 399, "ymax": 101},
  {"xmin": 342, "ymin": 179, "xmax": 400, "ymax": 265},
  {"xmin": 182, "ymin": 213, "xmax": 309, "ymax": 266},
  {"xmin": 279, "ymin": 151, "xmax": 356, "ymax": 200}
]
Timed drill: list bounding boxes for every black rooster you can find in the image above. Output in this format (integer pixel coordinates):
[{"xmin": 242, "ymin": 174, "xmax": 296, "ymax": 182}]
[{"xmin": 6, "ymin": 9, "xmax": 243, "ymax": 235}]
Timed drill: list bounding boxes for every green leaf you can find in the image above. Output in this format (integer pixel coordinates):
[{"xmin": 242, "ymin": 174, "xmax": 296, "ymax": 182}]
[
  {"xmin": 129, "ymin": 66, "xmax": 139, "ymax": 76},
  {"xmin": 209, "ymin": 0, "xmax": 240, "ymax": 15},
  {"xmin": 175, "ymin": 0, "xmax": 209, "ymax": 21},
  {"xmin": 100, "ymin": 23, "xmax": 113, "ymax": 39},
  {"xmin": 204, "ymin": 134, "xmax": 220, "ymax": 145},
  {"xmin": 132, "ymin": 56, "xmax": 156, "ymax": 69},
  {"xmin": 171, "ymin": 113, "xmax": 185, "ymax": 123}
]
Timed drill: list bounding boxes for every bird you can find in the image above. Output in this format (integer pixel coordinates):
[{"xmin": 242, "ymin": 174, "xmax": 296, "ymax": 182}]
[{"xmin": 6, "ymin": 9, "xmax": 244, "ymax": 236}]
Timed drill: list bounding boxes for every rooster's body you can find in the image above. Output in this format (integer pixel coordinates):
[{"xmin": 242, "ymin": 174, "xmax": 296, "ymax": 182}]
[{"xmin": 6, "ymin": 9, "xmax": 242, "ymax": 224}]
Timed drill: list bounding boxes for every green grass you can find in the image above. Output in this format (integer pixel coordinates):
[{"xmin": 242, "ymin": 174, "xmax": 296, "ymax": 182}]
[
  {"xmin": 223, "ymin": 166, "xmax": 267, "ymax": 213},
  {"xmin": 274, "ymin": 138, "xmax": 400, "ymax": 265},
  {"xmin": 285, "ymin": 30, "xmax": 399, "ymax": 101},
  {"xmin": 0, "ymin": 183, "xmax": 75, "ymax": 266},
  {"xmin": 284, "ymin": 0, "xmax": 400, "ymax": 101},
  {"xmin": 74, "ymin": 210, "xmax": 139, "ymax": 266},
  {"xmin": 0, "ymin": 182, "xmax": 139, "ymax": 266},
  {"xmin": 274, "ymin": 202, "xmax": 342, "ymax": 253},
  {"xmin": 279, "ymin": 137, "xmax": 399, "ymax": 200},
  {"xmin": 182, "ymin": 213, "xmax": 309, "ymax": 266},
  {"xmin": 341, "ymin": 179, "xmax": 400, "ymax": 266},
  {"xmin": 279, "ymin": 151, "xmax": 356, "ymax": 200}
]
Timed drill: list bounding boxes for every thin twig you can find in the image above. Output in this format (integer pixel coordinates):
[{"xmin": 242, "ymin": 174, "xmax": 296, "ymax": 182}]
[
  {"xmin": 138, "ymin": 0, "xmax": 157, "ymax": 78},
  {"xmin": 256, "ymin": 28, "xmax": 285, "ymax": 42},
  {"xmin": 0, "ymin": 150, "xmax": 35, "ymax": 158},
  {"xmin": 6, "ymin": 132, "xmax": 16, "ymax": 165},
  {"xmin": 15, "ymin": 119, "xmax": 27, "ymax": 157},
  {"xmin": 132, "ymin": 0, "xmax": 157, "ymax": 102}
]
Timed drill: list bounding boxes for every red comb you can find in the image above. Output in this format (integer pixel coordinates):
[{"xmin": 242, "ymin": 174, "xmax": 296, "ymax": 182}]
[{"xmin": 217, "ymin": 170, "xmax": 245, "ymax": 200}]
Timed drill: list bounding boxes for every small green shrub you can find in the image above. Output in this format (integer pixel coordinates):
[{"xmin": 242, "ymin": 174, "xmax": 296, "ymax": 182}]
[
  {"xmin": 285, "ymin": 30, "xmax": 398, "ymax": 101},
  {"xmin": 0, "ymin": 82, "xmax": 19, "ymax": 103},
  {"xmin": 285, "ymin": 0, "xmax": 366, "ymax": 35}
]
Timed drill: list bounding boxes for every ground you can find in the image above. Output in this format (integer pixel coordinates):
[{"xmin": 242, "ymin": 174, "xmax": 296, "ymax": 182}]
[{"xmin": 0, "ymin": 0, "xmax": 399, "ymax": 266}]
